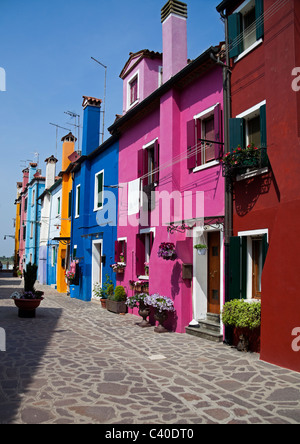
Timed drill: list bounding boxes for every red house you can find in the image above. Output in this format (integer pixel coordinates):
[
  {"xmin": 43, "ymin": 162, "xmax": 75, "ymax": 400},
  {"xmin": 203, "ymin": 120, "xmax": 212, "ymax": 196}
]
[{"xmin": 216, "ymin": 0, "xmax": 300, "ymax": 372}]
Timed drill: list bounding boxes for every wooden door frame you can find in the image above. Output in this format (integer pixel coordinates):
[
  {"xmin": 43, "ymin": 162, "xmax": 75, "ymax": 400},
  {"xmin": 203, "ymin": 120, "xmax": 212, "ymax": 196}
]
[{"xmin": 192, "ymin": 225, "xmax": 224, "ymax": 331}]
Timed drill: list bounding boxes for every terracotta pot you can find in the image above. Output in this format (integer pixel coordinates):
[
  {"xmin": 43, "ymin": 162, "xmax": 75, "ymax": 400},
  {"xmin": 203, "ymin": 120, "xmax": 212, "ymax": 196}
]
[
  {"xmin": 14, "ymin": 298, "xmax": 44, "ymax": 318},
  {"xmin": 100, "ymin": 298, "xmax": 107, "ymax": 309},
  {"xmin": 154, "ymin": 310, "xmax": 169, "ymax": 333}
]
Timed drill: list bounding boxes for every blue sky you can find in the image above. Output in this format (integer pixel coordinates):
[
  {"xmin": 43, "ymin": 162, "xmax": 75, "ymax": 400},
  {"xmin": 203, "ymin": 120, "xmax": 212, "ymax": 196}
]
[{"xmin": 0, "ymin": 0, "xmax": 224, "ymax": 257}]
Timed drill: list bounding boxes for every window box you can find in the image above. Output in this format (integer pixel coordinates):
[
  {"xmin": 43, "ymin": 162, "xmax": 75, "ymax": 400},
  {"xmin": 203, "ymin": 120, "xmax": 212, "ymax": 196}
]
[{"xmin": 222, "ymin": 145, "xmax": 268, "ymax": 177}]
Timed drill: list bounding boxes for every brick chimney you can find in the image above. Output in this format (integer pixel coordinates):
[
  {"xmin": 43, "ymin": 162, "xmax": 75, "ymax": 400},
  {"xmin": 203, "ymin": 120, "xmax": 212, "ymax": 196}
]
[
  {"xmin": 161, "ymin": 0, "xmax": 188, "ymax": 83},
  {"xmin": 44, "ymin": 155, "xmax": 58, "ymax": 190},
  {"xmin": 81, "ymin": 96, "xmax": 102, "ymax": 156}
]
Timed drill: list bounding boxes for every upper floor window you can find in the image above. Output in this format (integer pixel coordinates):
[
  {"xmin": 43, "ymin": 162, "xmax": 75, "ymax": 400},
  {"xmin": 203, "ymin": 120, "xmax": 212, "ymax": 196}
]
[
  {"xmin": 127, "ymin": 71, "xmax": 139, "ymax": 109},
  {"xmin": 75, "ymin": 185, "xmax": 81, "ymax": 218},
  {"xmin": 187, "ymin": 103, "xmax": 223, "ymax": 170},
  {"xmin": 138, "ymin": 139, "xmax": 159, "ymax": 212},
  {"xmin": 94, "ymin": 170, "xmax": 104, "ymax": 211},
  {"xmin": 228, "ymin": 0, "xmax": 264, "ymax": 59},
  {"xmin": 57, "ymin": 197, "xmax": 61, "ymax": 216}
]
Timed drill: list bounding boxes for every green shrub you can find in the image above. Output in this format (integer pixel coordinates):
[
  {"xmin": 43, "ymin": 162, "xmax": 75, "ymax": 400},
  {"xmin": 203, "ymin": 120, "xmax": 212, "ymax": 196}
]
[
  {"xmin": 110, "ymin": 285, "xmax": 127, "ymax": 302},
  {"xmin": 221, "ymin": 299, "xmax": 261, "ymax": 330},
  {"xmin": 24, "ymin": 263, "xmax": 38, "ymax": 292}
]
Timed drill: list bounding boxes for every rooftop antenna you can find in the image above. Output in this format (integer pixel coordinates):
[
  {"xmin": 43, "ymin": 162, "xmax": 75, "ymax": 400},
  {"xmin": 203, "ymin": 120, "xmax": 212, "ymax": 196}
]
[
  {"xmin": 31, "ymin": 152, "xmax": 40, "ymax": 166},
  {"xmin": 64, "ymin": 111, "xmax": 80, "ymax": 154},
  {"xmin": 49, "ymin": 122, "xmax": 71, "ymax": 158},
  {"xmin": 91, "ymin": 57, "xmax": 107, "ymax": 144}
]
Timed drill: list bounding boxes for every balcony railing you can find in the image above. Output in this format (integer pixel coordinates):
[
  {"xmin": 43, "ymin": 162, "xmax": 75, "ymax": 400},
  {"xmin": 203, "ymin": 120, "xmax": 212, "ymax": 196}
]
[{"xmin": 222, "ymin": 145, "xmax": 268, "ymax": 178}]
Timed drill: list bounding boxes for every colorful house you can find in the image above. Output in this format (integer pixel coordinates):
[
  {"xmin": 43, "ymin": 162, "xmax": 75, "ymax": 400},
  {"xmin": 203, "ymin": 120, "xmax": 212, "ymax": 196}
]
[
  {"xmin": 47, "ymin": 178, "xmax": 62, "ymax": 288},
  {"xmin": 38, "ymin": 155, "xmax": 58, "ymax": 284},
  {"xmin": 25, "ymin": 165, "xmax": 45, "ymax": 266},
  {"xmin": 18, "ymin": 167, "xmax": 29, "ymax": 272},
  {"xmin": 56, "ymin": 132, "xmax": 78, "ymax": 294},
  {"xmin": 14, "ymin": 182, "xmax": 22, "ymax": 275},
  {"xmin": 108, "ymin": 0, "xmax": 225, "ymax": 336},
  {"xmin": 216, "ymin": 0, "xmax": 300, "ymax": 372},
  {"xmin": 70, "ymin": 96, "xmax": 119, "ymax": 301}
]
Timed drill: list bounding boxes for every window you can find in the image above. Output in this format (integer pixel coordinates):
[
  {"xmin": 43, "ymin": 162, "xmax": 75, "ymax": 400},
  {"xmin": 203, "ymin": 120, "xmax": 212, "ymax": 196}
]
[
  {"xmin": 115, "ymin": 239, "xmax": 127, "ymax": 264},
  {"xmin": 75, "ymin": 185, "xmax": 81, "ymax": 218},
  {"xmin": 228, "ymin": 0, "xmax": 264, "ymax": 59},
  {"xmin": 127, "ymin": 71, "xmax": 139, "ymax": 109},
  {"xmin": 57, "ymin": 197, "xmax": 61, "ymax": 216},
  {"xmin": 187, "ymin": 103, "xmax": 222, "ymax": 170},
  {"xmin": 30, "ymin": 222, "xmax": 34, "ymax": 239},
  {"xmin": 23, "ymin": 225, "xmax": 26, "ymax": 240},
  {"xmin": 158, "ymin": 66, "xmax": 163, "ymax": 87},
  {"xmin": 136, "ymin": 230, "xmax": 154, "ymax": 277},
  {"xmin": 229, "ymin": 231, "xmax": 268, "ymax": 300},
  {"xmin": 24, "ymin": 198, "xmax": 28, "ymax": 212},
  {"xmin": 138, "ymin": 139, "xmax": 159, "ymax": 212},
  {"xmin": 229, "ymin": 101, "xmax": 267, "ymax": 152},
  {"xmin": 94, "ymin": 170, "xmax": 104, "ymax": 211},
  {"xmin": 32, "ymin": 189, "xmax": 35, "ymax": 206},
  {"xmin": 52, "ymin": 247, "xmax": 57, "ymax": 267}
]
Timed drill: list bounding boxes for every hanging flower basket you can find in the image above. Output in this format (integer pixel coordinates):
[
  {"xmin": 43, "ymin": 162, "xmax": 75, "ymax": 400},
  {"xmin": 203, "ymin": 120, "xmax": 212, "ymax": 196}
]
[
  {"xmin": 111, "ymin": 263, "xmax": 126, "ymax": 274},
  {"xmin": 194, "ymin": 244, "xmax": 207, "ymax": 256},
  {"xmin": 157, "ymin": 242, "xmax": 177, "ymax": 261}
]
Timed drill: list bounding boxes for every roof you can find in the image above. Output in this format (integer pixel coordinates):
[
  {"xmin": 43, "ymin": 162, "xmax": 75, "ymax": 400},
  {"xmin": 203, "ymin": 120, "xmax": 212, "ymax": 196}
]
[
  {"xmin": 120, "ymin": 49, "xmax": 162, "ymax": 79},
  {"xmin": 82, "ymin": 96, "xmax": 102, "ymax": 109},
  {"xmin": 216, "ymin": 0, "xmax": 236, "ymax": 13},
  {"xmin": 61, "ymin": 132, "xmax": 77, "ymax": 142},
  {"xmin": 109, "ymin": 44, "xmax": 223, "ymax": 135}
]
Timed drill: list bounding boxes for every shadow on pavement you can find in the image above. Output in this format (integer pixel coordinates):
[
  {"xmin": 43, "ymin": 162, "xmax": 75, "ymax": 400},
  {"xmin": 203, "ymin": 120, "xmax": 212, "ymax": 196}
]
[{"xmin": 0, "ymin": 305, "xmax": 62, "ymax": 424}]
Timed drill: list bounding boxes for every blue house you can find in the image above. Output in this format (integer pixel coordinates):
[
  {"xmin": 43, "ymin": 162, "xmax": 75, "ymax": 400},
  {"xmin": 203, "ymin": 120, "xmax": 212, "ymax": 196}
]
[
  {"xmin": 70, "ymin": 96, "xmax": 119, "ymax": 301},
  {"xmin": 25, "ymin": 163, "xmax": 45, "ymax": 267}
]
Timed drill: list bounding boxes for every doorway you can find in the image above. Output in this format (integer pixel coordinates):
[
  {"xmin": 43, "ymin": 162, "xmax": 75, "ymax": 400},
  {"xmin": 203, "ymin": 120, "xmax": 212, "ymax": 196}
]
[
  {"xmin": 207, "ymin": 231, "xmax": 220, "ymax": 314},
  {"xmin": 92, "ymin": 240, "xmax": 103, "ymax": 298}
]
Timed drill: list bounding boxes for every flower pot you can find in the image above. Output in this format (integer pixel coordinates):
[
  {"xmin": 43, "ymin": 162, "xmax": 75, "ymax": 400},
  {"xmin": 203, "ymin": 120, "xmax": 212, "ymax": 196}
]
[
  {"xmin": 138, "ymin": 302, "xmax": 152, "ymax": 328},
  {"xmin": 100, "ymin": 298, "xmax": 107, "ymax": 309},
  {"xmin": 14, "ymin": 298, "xmax": 44, "ymax": 318},
  {"xmin": 197, "ymin": 248, "xmax": 207, "ymax": 256},
  {"xmin": 106, "ymin": 299, "xmax": 127, "ymax": 314},
  {"xmin": 154, "ymin": 310, "xmax": 169, "ymax": 333}
]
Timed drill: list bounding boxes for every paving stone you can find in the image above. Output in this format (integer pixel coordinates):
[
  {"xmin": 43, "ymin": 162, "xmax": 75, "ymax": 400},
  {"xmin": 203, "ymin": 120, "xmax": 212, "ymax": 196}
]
[{"xmin": 0, "ymin": 275, "xmax": 300, "ymax": 424}]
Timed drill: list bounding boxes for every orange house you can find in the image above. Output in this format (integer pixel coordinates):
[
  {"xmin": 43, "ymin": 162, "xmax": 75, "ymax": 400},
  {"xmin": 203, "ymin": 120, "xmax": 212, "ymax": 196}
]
[{"xmin": 56, "ymin": 133, "xmax": 79, "ymax": 293}]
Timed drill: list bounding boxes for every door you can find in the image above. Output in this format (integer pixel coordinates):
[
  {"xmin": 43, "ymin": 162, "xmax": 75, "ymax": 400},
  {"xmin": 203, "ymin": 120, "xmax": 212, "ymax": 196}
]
[
  {"xmin": 92, "ymin": 241, "xmax": 102, "ymax": 297},
  {"xmin": 207, "ymin": 231, "xmax": 220, "ymax": 314}
]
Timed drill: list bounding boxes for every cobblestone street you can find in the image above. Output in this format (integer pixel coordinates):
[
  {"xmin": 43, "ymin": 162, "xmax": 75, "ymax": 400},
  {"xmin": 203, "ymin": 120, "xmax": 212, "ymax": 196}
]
[{"xmin": 0, "ymin": 273, "xmax": 300, "ymax": 424}]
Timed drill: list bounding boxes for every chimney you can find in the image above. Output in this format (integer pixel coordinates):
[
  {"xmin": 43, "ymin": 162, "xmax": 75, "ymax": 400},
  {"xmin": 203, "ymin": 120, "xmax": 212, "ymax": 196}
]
[
  {"xmin": 28, "ymin": 163, "xmax": 37, "ymax": 182},
  {"xmin": 81, "ymin": 96, "xmax": 102, "ymax": 156},
  {"xmin": 45, "ymin": 155, "xmax": 58, "ymax": 190},
  {"xmin": 22, "ymin": 168, "xmax": 29, "ymax": 191},
  {"xmin": 161, "ymin": 0, "xmax": 188, "ymax": 83},
  {"xmin": 61, "ymin": 132, "xmax": 77, "ymax": 172}
]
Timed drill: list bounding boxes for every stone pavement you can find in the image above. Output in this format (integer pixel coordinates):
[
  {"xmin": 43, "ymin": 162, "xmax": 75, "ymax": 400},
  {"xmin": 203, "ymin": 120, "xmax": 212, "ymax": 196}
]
[{"xmin": 0, "ymin": 274, "xmax": 300, "ymax": 425}]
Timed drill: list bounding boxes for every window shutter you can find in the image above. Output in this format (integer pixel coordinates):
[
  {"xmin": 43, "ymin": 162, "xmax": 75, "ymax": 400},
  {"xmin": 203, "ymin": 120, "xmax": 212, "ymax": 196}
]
[
  {"xmin": 187, "ymin": 119, "xmax": 196, "ymax": 169},
  {"xmin": 229, "ymin": 236, "xmax": 247, "ymax": 301},
  {"xmin": 153, "ymin": 141, "xmax": 159, "ymax": 184},
  {"xmin": 196, "ymin": 118, "xmax": 202, "ymax": 166},
  {"xmin": 123, "ymin": 241, "xmax": 127, "ymax": 264},
  {"xmin": 214, "ymin": 104, "xmax": 223, "ymax": 159},
  {"xmin": 149, "ymin": 231, "xmax": 154, "ymax": 256},
  {"xmin": 136, "ymin": 234, "xmax": 145, "ymax": 277},
  {"xmin": 255, "ymin": 0, "xmax": 264, "ymax": 40},
  {"xmin": 260, "ymin": 104, "xmax": 267, "ymax": 149},
  {"xmin": 137, "ymin": 149, "xmax": 148, "ymax": 186},
  {"xmin": 77, "ymin": 186, "xmax": 81, "ymax": 216},
  {"xmin": 262, "ymin": 233, "xmax": 269, "ymax": 268},
  {"xmin": 241, "ymin": 237, "xmax": 247, "ymax": 299},
  {"xmin": 229, "ymin": 118, "xmax": 245, "ymax": 152},
  {"xmin": 115, "ymin": 240, "xmax": 121, "ymax": 263},
  {"xmin": 228, "ymin": 13, "xmax": 243, "ymax": 58}
]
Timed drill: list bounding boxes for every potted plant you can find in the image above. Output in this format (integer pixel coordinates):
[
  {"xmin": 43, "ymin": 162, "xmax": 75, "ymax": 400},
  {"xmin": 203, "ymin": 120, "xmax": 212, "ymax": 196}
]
[
  {"xmin": 194, "ymin": 244, "xmax": 208, "ymax": 255},
  {"xmin": 144, "ymin": 262, "xmax": 149, "ymax": 276},
  {"xmin": 157, "ymin": 242, "xmax": 177, "ymax": 261},
  {"xmin": 11, "ymin": 263, "xmax": 44, "ymax": 318},
  {"xmin": 65, "ymin": 270, "xmax": 75, "ymax": 285},
  {"xmin": 126, "ymin": 293, "xmax": 152, "ymax": 328},
  {"xmin": 111, "ymin": 262, "xmax": 126, "ymax": 274},
  {"xmin": 106, "ymin": 285, "xmax": 128, "ymax": 314},
  {"xmin": 221, "ymin": 299, "xmax": 261, "ymax": 352},
  {"xmin": 93, "ymin": 275, "xmax": 114, "ymax": 308},
  {"xmin": 144, "ymin": 293, "xmax": 175, "ymax": 333}
]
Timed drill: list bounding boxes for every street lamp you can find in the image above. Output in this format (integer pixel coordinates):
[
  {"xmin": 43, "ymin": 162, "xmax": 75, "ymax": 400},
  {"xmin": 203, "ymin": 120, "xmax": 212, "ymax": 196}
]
[{"xmin": 91, "ymin": 57, "xmax": 107, "ymax": 144}]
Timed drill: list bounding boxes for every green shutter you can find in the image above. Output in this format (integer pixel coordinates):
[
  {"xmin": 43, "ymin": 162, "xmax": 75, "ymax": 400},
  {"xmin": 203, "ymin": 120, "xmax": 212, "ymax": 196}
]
[
  {"xmin": 262, "ymin": 233, "xmax": 269, "ymax": 268},
  {"xmin": 228, "ymin": 13, "xmax": 243, "ymax": 58},
  {"xmin": 97, "ymin": 173, "xmax": 103, "ymax": 208},
  {"xmin": 229, "ymin": 118, "xmax": 245, "ymax": 152},
  {"xmin": 229, "ymin": 237, "xmax": 241, "ymax": 301},
  {"xmin": 255, "ymin": 0, "xmax": 264, "ymax": 40},
  {"xmin": 229, "ymin": 236, "xmax": 247, "ymax": 301}
]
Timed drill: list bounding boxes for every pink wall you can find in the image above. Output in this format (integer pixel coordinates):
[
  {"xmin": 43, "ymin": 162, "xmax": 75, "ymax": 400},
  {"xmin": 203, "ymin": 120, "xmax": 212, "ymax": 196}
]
[{"xmin": 117, "ymin": 65, "xmax": 224, "ymax": 333}]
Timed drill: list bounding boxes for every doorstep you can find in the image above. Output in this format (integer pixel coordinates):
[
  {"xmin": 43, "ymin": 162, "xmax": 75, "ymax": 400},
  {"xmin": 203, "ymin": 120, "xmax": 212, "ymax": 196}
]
[{"xmin": 185, "ymin": 313, "xmax": 223, "ymax": 343}]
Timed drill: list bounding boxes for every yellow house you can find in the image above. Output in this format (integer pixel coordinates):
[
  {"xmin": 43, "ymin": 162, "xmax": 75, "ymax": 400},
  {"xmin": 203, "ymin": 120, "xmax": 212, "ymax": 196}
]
[
  {"xmin": 56, "ymin": 133, "xmax": 78, "ymax": 293},
  {"xmin": 14, "ymin": 182, "xmax": 22, "ymax": 275}
]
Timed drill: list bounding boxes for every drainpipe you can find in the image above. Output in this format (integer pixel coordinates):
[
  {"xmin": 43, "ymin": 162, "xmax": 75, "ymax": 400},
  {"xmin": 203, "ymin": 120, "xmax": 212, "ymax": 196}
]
[{"xmin": 218, "ymin": 7, "xmax": 233, "ymax": 344}]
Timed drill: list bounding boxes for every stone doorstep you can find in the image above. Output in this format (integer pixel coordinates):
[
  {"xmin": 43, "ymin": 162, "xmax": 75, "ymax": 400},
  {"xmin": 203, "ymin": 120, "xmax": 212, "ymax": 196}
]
[{"xmin": 185, "ymin": 313, "xmax": 223, "ymax": 343}]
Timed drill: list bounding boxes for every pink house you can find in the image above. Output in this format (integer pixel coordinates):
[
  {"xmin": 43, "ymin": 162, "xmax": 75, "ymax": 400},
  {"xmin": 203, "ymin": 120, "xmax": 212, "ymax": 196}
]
[
  {"xmin": 109, "ymin": 0, "xmax": 225, "ymax": 338},
  {"xmin": 18, "ymin": 167, "xmax": 29, "ymax": 272}
]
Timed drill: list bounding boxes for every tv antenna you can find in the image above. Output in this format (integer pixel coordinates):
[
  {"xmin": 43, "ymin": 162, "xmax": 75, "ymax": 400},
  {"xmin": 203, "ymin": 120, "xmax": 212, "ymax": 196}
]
[
  {"xmin": 64, "ymin": 111, "xmax": 80, "ymax": 154},
  {"xmin": 49, "ymin": 122, "xmax": 72, "ymax": 158},
  {"xmin": 91, "ymin": 57, "xmax": 107, "ymax": 144}
]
